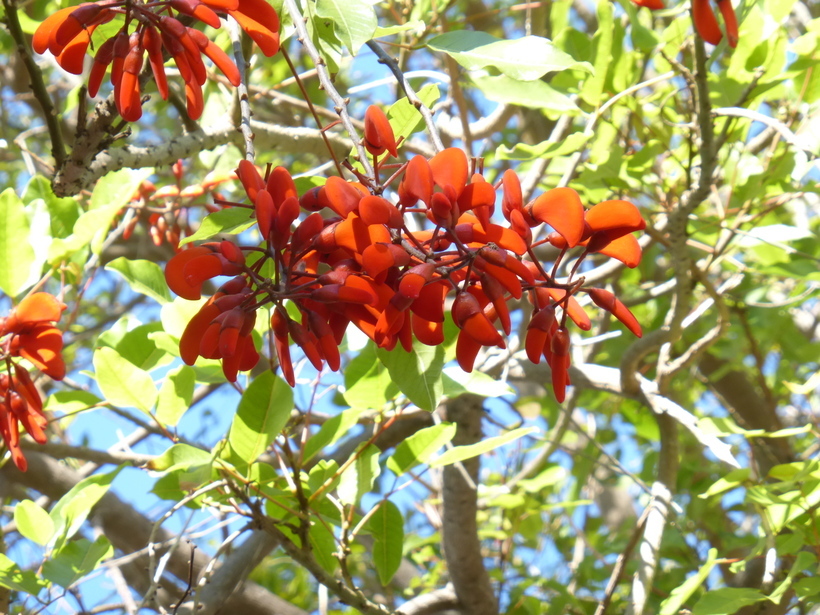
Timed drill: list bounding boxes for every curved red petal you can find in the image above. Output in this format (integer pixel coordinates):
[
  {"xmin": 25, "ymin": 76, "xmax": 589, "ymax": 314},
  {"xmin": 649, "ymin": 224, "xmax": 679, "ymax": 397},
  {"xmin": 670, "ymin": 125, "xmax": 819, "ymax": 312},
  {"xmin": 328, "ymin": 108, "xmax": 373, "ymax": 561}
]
[
  {"xmin": 429, "ymin": 148, "xmax": 468, "ymax": 198},
  {"xmin": 527, "ymin": 187, "xmax": 585, "ymax": 248}
]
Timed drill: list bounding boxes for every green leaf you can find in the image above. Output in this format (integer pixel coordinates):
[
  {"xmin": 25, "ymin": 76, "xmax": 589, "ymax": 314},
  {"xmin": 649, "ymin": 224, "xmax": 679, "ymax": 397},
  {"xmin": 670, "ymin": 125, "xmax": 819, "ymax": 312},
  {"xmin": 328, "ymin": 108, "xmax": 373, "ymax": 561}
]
[
  {"xmin": 366, "ymin": 500, "xmax": 404, "ymax": 585},
  {"xmin": 93, "ymin": 346, "xmax": 158, "ymax": 413},
  {"xmin": 337, "ymin": 444, "xmax": 381, "ymax": 506},
  {"xmin": 429, "ymin": 426, "xmax": 538, "ymax": 468},
  {"xmin": 442, "ymin": 367, "xmax": 515, "ymax": 398},
  {"xmin": 228, "ymin": 371, "xmax": 293, "ymax": 464},
  {"xmin": 90, "ymin": 168, "xmax": 153, "ymax": 211},
  {"xmin": 580, "ymin": 0, "xmax": 613, "ymax": 105},
  {"xmin": 699, "ymin": 468, "xmax": 751, "ymax": 499},
  {"xmin": 105, "ymin": 257, "xmax": 172, "ymax": 304},
  {"xmin": 496, "ymin": 132, "xmax": 592, "ymax": 161},
  {"xmin": 387, "ymin": 84, "xmax": 441, "ymax": 143},
  {"xmin": 42, "ymin": 536, "xmax": 113, "ymax": 589},
  {"xmin": 303, "ymin": 408, "xmax": 364, "ymax": 462},
  {"xmin": 691, "ymin": 588, "xmax": 766, "ymax": 615},
  {"xmin": 14, "ymin": 499, "xmax": 55, "ymax": 546},
  {"xmin": 48, "ymin": 204, "xmax": 121, "ymax": 262},
  {"xmin": 377, "ymin": 340, "xmax": 445, "ymax": 412},
  {"xmin": 23, "ymin": 175, "xmax": 80, "ymax": 239},
  {"xmin": 44, "ymin": 390, "xmax": 103, "ymax": 416},
  {"xmin": 0, "ymin": 554, "xmax": 47, "ymax": 596},
  {"xmin": 344, "ymin": 342, "xmax": 399, "ymax": 410},
  {"xmin": 50, "ymin": 468, "xmax": 120, "ymax": 551},
  {"xmin": 155, "ymin": 365, "xmax": 196, "ymax": 426},
  {"xmin": 387, "ymin": 423, "xmax": 456, "ymax": 476},
  {"xmin": 145, "ymin": 443, "xmax": 212, "ymax": 473},
  {"xmin": 659, "ymin": 548, "xmax": 718, "ymax": 615},
  {"xmin": 179, "ymin": 207, "xmax": 255, "ymax": 246},
  {"xmin": 427, "ymin": 31, "xmax": 592, "ymax": 81},
  {"xmin": 471, "ymin": 75, "xmax": 579, "ymax": 112},
  {"xmin": 0, "ymin": 188, "xmax": 38, "ymax": 297},
  {"xmin": 374, "ymin": 20, "xmax": 424, "ymax": 38},
  {"xmin": 309, "ymin": 519, "xmax": 338, "ymax": 574},
  {"xmin": 315, "ymin": 0, "xmax": 377, "ymax": 55}
]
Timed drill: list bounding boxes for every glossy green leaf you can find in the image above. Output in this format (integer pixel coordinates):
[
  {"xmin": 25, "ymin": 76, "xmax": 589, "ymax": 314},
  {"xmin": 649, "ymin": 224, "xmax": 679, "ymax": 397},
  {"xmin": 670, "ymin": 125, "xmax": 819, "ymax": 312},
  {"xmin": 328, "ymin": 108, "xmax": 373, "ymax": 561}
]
[
  {"xmin": 387, "ymin": 84, "xmax": 441, "ymax": 143},
  {"xmin": 366, "ymin": 500, "xmax": 403, "ymax": 585},
  {"xmin": 337, "ymin": 444, "xmax": 381, "ymax": 506},
  {"xmin": 14, "ymin": 499, "xmax": 54, "ymax": 546},
  {"xmin": 228, "ymin": 371, "xmax": 293, "ymax": 464},
  {"xmin": 316, "ymin": 0, "xmax": 377, "ymax": 55},
  {"xmin": 145, "ymin": 443, "xmax": 212, "ymax": 473},
  {"xmin": 50, "ymin": 468, "xmax": 120, "ymax": 551},
  {"xmin": 377, "ymin": 340, "xmax": 445, "ymax": 412},
  {"xmin": 155, "ymin": 365, "xmax": 196, "ymax": 426},
  {"xmin": 0, "ymin": 554, "xmax": 46, "ymax": 596},
  {"xmin": 429, "ymin": 426, "xmax": 538, "ymax": 468},
  {"xmin": 23, "ymin": 175, "xmax": 80, "ymax": 239},
  {"xmin": 472, "ymin": 75, "xmax": 578, "ymax": 112},
  {"xmin": 179, "ymin": 207, "xmax": 255, "ymax": 246},
  {"xmin": 442, "ymin": 367, "xmax": 514, "ymax": 398},
  {"xmin": 427, "ymin": 31, "xmax": 592, "ymax": 81},
  {"xmin": 303, "ymin": 408, "xmax": 364, "ymax": 462},
  {"xmin": 93, "ymin": 346, "xmax": 158, "ymax": 413},
  {"xmin": 0, "ymin": 188, "xmax": 37, "ymax": 297},
  {"xmin": 43, "ymin": 536, "xmax": 113, "ymax": 589},
  {"xmin": 579, "ymin": 0, "xmax": 613, "ymax": 105},
  {"xmin": 344, "ymin": 342, "xmax": 399, "ymax": 410},
  {"xmin": 691, "ymin": 588, "xmax": 766, "ymax": 614},
  {"xmin": 496, "ymin": 132, "xmax": 592, "ymax": 161},
  {"xmin": 387, "ymin": 423, "xmax": 456, "ymax": 476},
  {"xmin": 659, "ymin": 548, "xmax": 718, "ymax": 615},
  {"xmin": 105, "ymin": 257, "xmax": 172, "ymax": 304}
]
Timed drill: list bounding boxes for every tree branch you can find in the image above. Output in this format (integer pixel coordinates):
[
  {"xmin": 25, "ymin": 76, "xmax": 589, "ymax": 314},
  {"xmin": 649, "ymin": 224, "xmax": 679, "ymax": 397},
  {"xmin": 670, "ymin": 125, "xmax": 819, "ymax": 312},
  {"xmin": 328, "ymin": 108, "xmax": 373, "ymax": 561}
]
[{"xmin": 441, "ymin": 394, "xmax": 497, "ymax": 615}]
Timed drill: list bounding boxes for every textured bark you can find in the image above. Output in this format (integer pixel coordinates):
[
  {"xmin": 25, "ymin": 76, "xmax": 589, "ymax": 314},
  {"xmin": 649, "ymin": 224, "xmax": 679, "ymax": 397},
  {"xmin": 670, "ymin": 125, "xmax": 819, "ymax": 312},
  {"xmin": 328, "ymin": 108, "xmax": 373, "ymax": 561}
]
[{"xmin": 441, "ymin": 395, "xmax": 498, "ymax": 615}]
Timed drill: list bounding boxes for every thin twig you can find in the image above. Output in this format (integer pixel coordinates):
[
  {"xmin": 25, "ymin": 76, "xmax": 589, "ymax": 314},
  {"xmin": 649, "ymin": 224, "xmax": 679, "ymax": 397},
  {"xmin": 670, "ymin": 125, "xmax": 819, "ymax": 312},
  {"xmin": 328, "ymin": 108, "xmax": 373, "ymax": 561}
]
[
  {"xmin": 366, "ymin": 40, "xmax": 445, "ymax": 153},
  {"xmin": 2, "ymin": 0, "xmax": 66, "ymax": 168},
  {"xmin": 228, "ymin": 17, "xmax": 256, "ymax": 161},
  {"xmin": 282, "ymin": 0, "xmax": 375, "ymax": 180}
]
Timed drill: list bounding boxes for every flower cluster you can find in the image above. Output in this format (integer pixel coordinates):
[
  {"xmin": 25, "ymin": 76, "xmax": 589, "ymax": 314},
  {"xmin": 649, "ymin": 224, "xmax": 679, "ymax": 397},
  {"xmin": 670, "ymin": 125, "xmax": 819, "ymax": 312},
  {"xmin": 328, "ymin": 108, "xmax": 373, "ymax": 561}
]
[
  {"xmin": 165, "ymin": 106, "xmax": 646, "ymax": 403},
  {"xmin": 120, "ymin": 161, "xmax": 236, "ymax": 250},
  {"xmin": 32, "ymin": 0, "xmax": 280, "ymax": 121},
  {"xmin": 630, "ymin": 0, "xmax": 738, "ymax": 48},
  {"xmin": 0, "ymin": 293, "xmax": 67, "ymax": 471}
]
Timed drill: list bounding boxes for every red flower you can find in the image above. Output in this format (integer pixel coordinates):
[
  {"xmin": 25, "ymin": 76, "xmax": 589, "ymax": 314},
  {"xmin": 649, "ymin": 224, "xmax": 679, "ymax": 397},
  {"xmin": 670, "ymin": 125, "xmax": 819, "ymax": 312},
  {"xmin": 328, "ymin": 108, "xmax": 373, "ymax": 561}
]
[
  {"xmin": 0, "ymin": 293, "xmax": 67, "ymax": 471},
  {"xmin": 164, "ymin": 107, "xmax": 648, "ymax": 402},
  {"xmin": 33, "ymin": 0, "xmax": 280, "ymax": 121},
  {"xmin": 692, "ymin": 0, "xmax": 738, "ymax": 48}
]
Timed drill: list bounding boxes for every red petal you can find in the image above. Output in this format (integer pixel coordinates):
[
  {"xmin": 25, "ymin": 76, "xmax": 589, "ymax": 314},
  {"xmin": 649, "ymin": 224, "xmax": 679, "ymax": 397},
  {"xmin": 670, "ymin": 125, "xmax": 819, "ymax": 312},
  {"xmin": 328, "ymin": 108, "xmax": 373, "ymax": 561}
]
[
  {"xmin": 692, "ymin": 0, "xmax": 723, "ymax": 45},
  {"xmin": 716, "ymin": 0, "xmax": 738, "ymax": 48},
  {"xmin": 165, "ymin": 246, "xmax": 213, "ymax": 300},
  {"xmin": 4, "ymin": 293, "xmax": 65, "ymax": 333},
  {"xmin": 584, "ymin": 199, "xmax": 645, "ymax": 234},
  {"xmin": 228, "ymin": 3, "xmax": 280, "ymax": 56},
  {"xmin": 399, "ymin": 156, "xmax": 434, "ymax": 207},
  {"xmin": 33, "ymin": 6, "xmax": 76, "ymax": 55},
  {"xmin": 412, "ymin": 315, "xmax": 444, "ymax": 346},
  {"xmin": 456, "ymin": 331, "xmax": 482, "ymax": 373},
  {"xmin": 364, "ymin": 105, "xmax": 398, "ymax": 158},
  {"xmin": 237, "ymin": 160, "xmax": 265, "ymax": 202},
  {"xmin": 429, "ymin": 148, "xmax": 468, "ymax": 198},
  {"xmin": 527, "ymin": 187, "xmax": 585, "ymax": 248},
  {"xmin": 501, "ymin": 169, "xmax": 522, "ymax": 219},
  {"xmin": 587, "ymin": 288, "xmax": 642, "ymax": 337},
  {"xmin": 18, "ymin": 325, "xmax": 65, "ymax": 380},
  {"xmin": 593, "ymin": 232, "xmax": 643, "ymax": 268}
]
